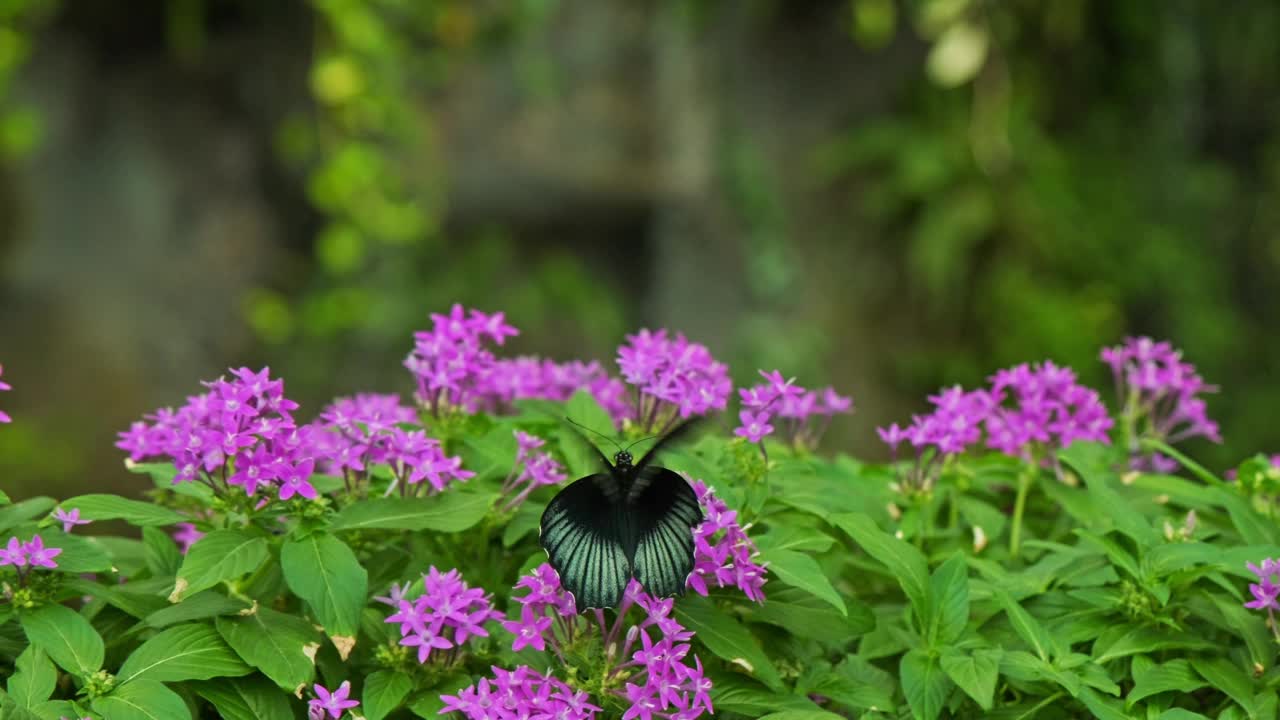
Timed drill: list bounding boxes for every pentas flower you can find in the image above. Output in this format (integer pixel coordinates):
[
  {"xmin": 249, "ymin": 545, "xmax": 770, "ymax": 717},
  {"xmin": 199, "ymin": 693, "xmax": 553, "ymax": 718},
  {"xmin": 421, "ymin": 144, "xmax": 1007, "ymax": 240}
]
[
  {"xmin": 172, "ymin": 523, "xmax": 204, "ymax": 553},
  {"xmin": 465, "ymin": 567, "xmax": 712, "ymax": 719},
  {"xmin": 115, "ymin": 367, "xmax": 320, "ymax": 503},
  {"xmin": 736, "ymin": 369, "xmax": 853, "ymax": 450},
  {"xmin": 308, "ymin": 681, "xmax": 359, "ymax": 719},
  {"xmin": 483, "ymin": 357, "xmax": 632, "ymax": 421},
  {"xmin": 310, "ymin": 393, "xmax": 473, "ymax": 496},
  {"xmin": 441, "ymin": 665, "xmax": 600, "ymax": 720},
  {"xmin": 0, "ymin": 364, "xmax": 10, "ymax": 423},
  {"xmin": 383, "ymin": 567, "xmax": 501, "ymax": 664},
  {"xmin": 687, "ymin": 480, "xmax": 767, "ymax": 602},
  {"xmin": 1101, "ymin": 337, "xmax": 1220, "ymax": 471},
  {"xmin": 52, "ymin": 508, "xmax": 90, "ymax": 533},
  {"xmin": 499, "ymin": 430, "xmax": 567, "ymax": 512},
  {"xmin": 1246, "ymin": 559, "xmax": 1280, "ymax": 612},
  {"xmin": 617, "ymin": 329, "xmax": 731, "ymax": 433},
  {"xmin": 1, "ymin": 535, "xmax": 61, "ymax": 583}
]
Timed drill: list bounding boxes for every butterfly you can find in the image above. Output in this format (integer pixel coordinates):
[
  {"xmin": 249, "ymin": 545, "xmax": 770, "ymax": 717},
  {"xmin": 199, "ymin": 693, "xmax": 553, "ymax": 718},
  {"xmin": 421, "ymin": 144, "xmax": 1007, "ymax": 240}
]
[{"xmin": 539, "ymin": 418, "xmax": 705, "ymax": 611}]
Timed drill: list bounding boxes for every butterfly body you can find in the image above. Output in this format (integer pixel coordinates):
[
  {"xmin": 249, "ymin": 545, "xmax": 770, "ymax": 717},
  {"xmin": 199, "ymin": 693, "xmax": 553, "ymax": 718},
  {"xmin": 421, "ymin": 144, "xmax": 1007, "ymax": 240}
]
[{"xmin": 539, "ymin": 424, "xmax": 704, "ymax": 611}]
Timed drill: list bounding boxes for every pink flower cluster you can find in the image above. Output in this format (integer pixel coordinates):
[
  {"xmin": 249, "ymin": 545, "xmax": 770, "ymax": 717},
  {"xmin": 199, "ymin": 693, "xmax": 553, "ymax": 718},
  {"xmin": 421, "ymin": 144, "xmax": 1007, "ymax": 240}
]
[
  {"xmin": 441, "ymin": 665, "xmax": 600, "ymax": 720},
  {"xmin": 381, "ymin": 567, "xmax": 501, "ymax": 664},
  {"xmin": 877, "ymin": 360, "xmax": 1112, "ymax": 460},
  {"xmin": 115, "ymin": 367, "xmax": 321, "ymax": 501},
  {"xmin": 500, "ymin": 431, "xmax": 567, "ymax": 511},
  {"xmin": 617, "ymin": 329, "xmax": 731, "ymax": 433},
  {"xmin": 734, "ymin": 369, "xmax": 853, "ymax": 447},
  {"xmin": 1245, "ymin": 558, "xmax": 1280, "ymax": 612},
  {"xmin": 1, "ymin": 534, "xmax": 61, "ymax": 572},
  {"xmin": 450, "ymin": 565, "xmax": 712, "ymax": 720},
  {"xmin": 310, "ymin": 394, "xmax": 473, "ymax": 494},
  {"xmin": 1101, "ymin": 337, "xmax": 1220, "ymax": 472},
  {"xmin": 309, "ymin": 681, "xmax": 359, "ymax": 719},
  {"xmin": 687, "ymin": 480, "xmax": 767, "ymax": 602},
  {"xmin": 0, "ymin": 364, "xmax": 10, "ymax": 424},
  {"xmin": 405, "ymin": 305, "xmax": 627, "ymax": 419}
]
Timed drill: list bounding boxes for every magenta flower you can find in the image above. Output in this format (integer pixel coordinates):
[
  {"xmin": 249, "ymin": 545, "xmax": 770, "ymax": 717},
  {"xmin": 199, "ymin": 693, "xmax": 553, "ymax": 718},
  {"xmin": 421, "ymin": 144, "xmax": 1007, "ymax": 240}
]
[
  {"xmin": 736, "ymin": 369, "xmax": 853, "ymax": 449},
  {"xmin": 733, "ymin": 410, "xmax": 774, "ymax": 443},
  {"xmin": 382, "ymin": 567, "xmax": 500, "ymax": 664},
  {"xmin": 687, "ymin": 480, "xmax": 767, "ymax": 602},
  {"xmin": 501, "ymin": 604, "xmax": 554, "ymax": 652},
  {"xmin": 0, "ymin": 364, "xmax": 10, "ymax": 424},
  {"xmin": 52, "ymin": 508, "xmax": 91, "ymax": 533},
  {"xmin": 1, "ymin": 535, "xmax": 60, "ymax": 570},
  {"xmin": 0, "ymin": 537, "xmax": 26, "ymax": 567},
  {"xmin": 172, "ymin": 523, "xmax": 204, "ymax": 553},
  {"xmin": 308, "ymin": 681, "xmax": 359, "ymax": 719},
  {"xmin": 1246, "ymin": 558, "xmax": 1280, "ymax": 612},
  {"xmin": 616, "ymin": 329, "xmax": 731, "ymax": 432},
  {"xmin": 500, "ymin": 430, "xmax": 567, "ymax": 511},
  {"xmin": 441, "ymin": 665, "xmax": 601, "ymax": 720}
]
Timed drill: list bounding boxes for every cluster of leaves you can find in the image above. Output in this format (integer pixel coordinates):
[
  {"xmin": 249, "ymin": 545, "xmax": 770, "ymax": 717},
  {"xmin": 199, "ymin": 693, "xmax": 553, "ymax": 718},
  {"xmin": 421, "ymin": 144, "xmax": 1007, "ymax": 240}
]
[{"xmin": 2, "ymin": 322, "xmax": 1279, "ymax": 720}]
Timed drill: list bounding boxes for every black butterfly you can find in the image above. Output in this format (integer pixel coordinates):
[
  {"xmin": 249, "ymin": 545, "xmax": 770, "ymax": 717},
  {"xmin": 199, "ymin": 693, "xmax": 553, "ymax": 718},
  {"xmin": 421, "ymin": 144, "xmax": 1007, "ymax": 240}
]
[{"xmin": 539, "ymin": 418, "xmax": 705, "ymax": 611}]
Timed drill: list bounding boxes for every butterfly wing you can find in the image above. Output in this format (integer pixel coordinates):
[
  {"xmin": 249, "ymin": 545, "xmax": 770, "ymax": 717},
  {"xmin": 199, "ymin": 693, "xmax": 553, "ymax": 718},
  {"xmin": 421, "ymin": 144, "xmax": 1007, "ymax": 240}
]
[
  {"xmin": 539, "ymin": 473, "xmax": 631, "ymax": 610},
  {"xmin": 627, "ymin": 466, "xmax": 704, "ymax": 599}
]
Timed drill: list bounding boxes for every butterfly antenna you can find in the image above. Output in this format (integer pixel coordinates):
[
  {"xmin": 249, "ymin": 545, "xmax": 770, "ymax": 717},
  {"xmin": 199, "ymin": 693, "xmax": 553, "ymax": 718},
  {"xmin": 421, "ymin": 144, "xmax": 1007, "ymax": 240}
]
[
  {"xmin": 565, "ymin": 416, "xmax": 623, "ymax": 452},
  {"xmin": 623, "ymin": 433, "xmax": 663, "ymax": 452}
]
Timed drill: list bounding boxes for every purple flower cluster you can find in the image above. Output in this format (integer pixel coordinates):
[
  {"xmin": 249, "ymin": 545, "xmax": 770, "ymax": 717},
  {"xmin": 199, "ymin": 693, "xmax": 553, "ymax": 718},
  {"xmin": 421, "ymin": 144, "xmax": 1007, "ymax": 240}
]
[
  {"xmin": 405, "ymin": 305, "xmax": 628, "ymax": 420},
  {"xmin": 500, "ymin": 431, "xmax": 567, "ymax": 512},
  {"xmin": 1101, "ymin": 337, "xmax": 1220, "ymax": 472},
  {"xmin": 382, "ymin": 567, "xmax": 501, "ymax": 664},
  {"xmin": 735, "ymin": 369, "xmax": 852, "ymax": 448},
  {"xmin": 309, "ymin": 681, "xmax": 359, "ymax": 720},
  {"xmin": 1245, "ymin": 558, "xmax": 1280, "ymax": 612},
  {"xmin": 310, "ymin": 394, "xmax": 473, "ymax": 495},
  {"xmin": 0, "ymin": 364, "xmax": 10, "ymax": 424},
  {"xmin": 468, "ymin": 565, "xmax": 712, "ymax": 720},
  {"xmin": 0, "ymin": 535, "xmax": 61, "ymax": 575},
  {"xmin": 617, "ymin": 329, "xmax": 731, "ymax": 433},
  {"xmin": 115, "ymin": 367, "xmax": 321, "ymax": 501},
  {"xmin": 441, "ymin": 665, "xmax": 600, "ymax": 720},
  {"xmin": 687, "ymin": 480, "xmax": 767, "ymax": 602},
  {"xmin": 878, "ymin": 361, "xmax": 1111, "ymax": 463}
]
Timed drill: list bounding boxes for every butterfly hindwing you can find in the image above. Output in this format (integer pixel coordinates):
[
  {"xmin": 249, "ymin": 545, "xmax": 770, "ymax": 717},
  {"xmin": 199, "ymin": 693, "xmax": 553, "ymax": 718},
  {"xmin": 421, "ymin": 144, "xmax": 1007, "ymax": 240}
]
[
  {"xmin": 539, "ymin": 473, "xmax": 631, "ymax": 609},
  {"xmin": 627, "ymin": 466, "xmax": 704, "ymax": 599}
]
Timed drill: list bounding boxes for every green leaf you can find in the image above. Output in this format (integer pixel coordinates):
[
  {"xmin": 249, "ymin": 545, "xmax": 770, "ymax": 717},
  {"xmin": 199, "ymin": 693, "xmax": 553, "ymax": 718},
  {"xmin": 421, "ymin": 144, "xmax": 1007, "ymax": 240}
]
[
  {"xmin": 144, "ymin": 590, "xmax": 249, "ymax": 628},
  {"xmin": 363, "ymin": 670, "xmax": 413, "ymax": 720},
  {"xmin": 281, "ymin": 533, "xmax": 368, "ymax": 641},
  {"xmin": 1190, "ymin": 657, "xmax": 1255, "ymax": 716},
  {"xmin": 758, "ymin": 548, "xmax": 846, "ymax": 616},
  {"xmin": 502, "ymin": 502, "xmax": 542, "ymax": 548},
  {"xmin": 831, "ymin": 513, "xmax": 930, "ymax": 624},
  {"xmin": 0, "ymin": 497, "xmax": 56, "ymax": 533},
  {"xmin": 190, "ymin": 675, "xmax": 294, "ymax": 720},
  {"xmin": 674, "ymin": 595, "xmax": 783, "ymax": 690},
  {"xmin": 20, "ymin": 604, "xmax": 104, "ymax": 677},
  {"xmin": 758, "ymin": 712, "xmax": 845, "ymax": 720},
  {"xmin": 755, "ymin": 525, "xmax": 836, "ymax": 553},
  {"xmin": 1059, "ymin": 442, "xmax": 1158, "ymax": 546},
  {"xmin": 216, "ymin": 608, "xmax": 319, "ymax": 692},
  {"xmin": 7, "ymin": 646, "xmax": 56, "ymax": 708},
  {"xmin": 1142, "ymin": 542, "xmax": 1223, "ymax": 578},
  {"xmin": 91, "ymin": 679, "xmax": 191, "ymax": 720},
  {"xmin": 1127, "ymin": 659, "xmax": 1206, "ymax": 706},
  {"xmin": 60, "ymin": 494, "xmax": 186, "ymax": 527},
  {"xmin": 1077, "ymin": 687, "xmax": 1131, "ymax": 720},
  {"xmin": 994, "ymin": 590, "xmax": 1056, "ymax": 662},
  {"xmin": 1155, "ymin": 711, "xmax": 1212, "ymax": 720},
  {"xmin": 40, "ymin": 533, "xmax": 112, "ymax": 574},
  {"xmin": 173, "ymin": 529, "xmax": 269, "ymax": 601},
  {"xmin": 407, "ymin": 673, "xmax": 474, "ymax": 718},
  {"xmin": 30, "ymin": 700, "xmax": 90, "ymax": 720},
  {"xmin": 710, "ymin": 677, "xmax": 827, "ymax": 716},
  {"xmin": 927, "ymin": 554, "xmax": 969, "ymax": 647},
  {"xmin": 117, "ymin": 623, "xmax": 250, "ymax": 684},
  {"xmin": 330, "ymin": 492, "xmax": 493, "ymax": 533},
  {"xmin": 900, "ymin": 648, "xmax": 952, "ymax": 720},
  {"xmin": 751, "ymin": 587, "xmax": 874, "ymax": 642},
  {"xmin": 142, "ymin": 526, "xmax": 182, "ymax": 577},
  {"xmin": 1092, "ymin": 625, "xmax": 1217, "ymax": 664},
  {"xmin": 940, "ymin": 647, "xmax": 1000, "ymax": 710},
  {"xmin": 559, "ymin": 390, "xmax": 616, "ymax": 477}
]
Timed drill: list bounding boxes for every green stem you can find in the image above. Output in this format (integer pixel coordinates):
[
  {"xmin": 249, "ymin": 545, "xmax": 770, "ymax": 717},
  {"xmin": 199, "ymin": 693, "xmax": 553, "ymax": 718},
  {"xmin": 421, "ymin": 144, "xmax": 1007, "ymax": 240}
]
[
  {"xmin": 1142, "ymin": 438, "xmax": 1223, "ymax": 486},
  {"xmin": 1009, "ymin": 468, "xmax": 1034, "ymax": 558}
]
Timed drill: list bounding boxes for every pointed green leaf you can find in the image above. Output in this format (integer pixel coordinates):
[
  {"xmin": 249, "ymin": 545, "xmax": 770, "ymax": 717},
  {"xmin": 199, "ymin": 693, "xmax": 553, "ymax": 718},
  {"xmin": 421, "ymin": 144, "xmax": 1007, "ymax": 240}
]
[
  {"xmin": 330, "ymin": 492, "xmax": 492, "ymax": 533},
  {"xmin": 831, "ymin": 513, "xmax": 929, "ymax": 622},
  {"xmin": 927, "ymin": 554, "xmax": 969, "ymax": 647},
  {"xmin": 60, "ymin": 494, "xmax": 186, "ymax": 527},
  {"xmin": 20, "ymin": 604, "xmax": 104, "ymax": 677},
  {"xmin": 173, "ymin": 530, "xmax": 269, "ymax": 600},
  {"xmin": 940, "ymin": 647, "xmax": 1000, "ymax": 710},
  {"xmin": 994, "ymin": 590, "xmax": 1056, "ymax": 662},
  {"xmin": 144, "ymin": 590, "xmax": 249, "ymax": 628},
  {"xmin": 1058, "ymin": 442, "xmax": 1158, "ymax": 545},
  {"xmin": 758, "ymin": 548, "xmax": 845, "ymax": 616},
  {"xmin": 6, "ymin": 646, "xmax": 56, "ymax": 708},
  {"xmin": 142, "ymin": 526, "xmax": 182, "ymax": 577},
  {"xmin": 900, "ymin": 648, "xmax": 951, "ymax": 720},
  {"xmin": 117, "ymin": 623, "xmax": 250, "ymax": 684},
  {"xmin": 281, "ymin": 533, "xmax": 367, "ymax": 639},
  {"xmin": 1092, "ymin": 625, "xmax": 1216, "ymax": 664},
  {"xmin": 1127, "ymin": 659, "xmax": 1206, "ymax": 706},
  {"xmin": 217, "ymin": 609, "xmax": 319, "ymax": 692},
  {"xmin": 757, "ymin": 712, "xmax": 845, "ymax": 720},
  {"xmin": 363, "ymin": 670, "xmax": 413, "ymax": 720},
  {"xmin": 751, "ymin": 587, "xmax": 873, "ymax": 642},
  {"xmin": 190, "ymin": 675, "xmax": 294, "ymax": 720},
  {"xmin": 91, "ymin": 679, "xmax": 191, "ymax": 720},
  {"xmin": 674, "ymin": 595, "xmax": 782, "ymax": 690},
  {"xmin": 0, "ymin": 497, "xmax": 56, "ymax": 534},
  {"xmin": 1190, "ymin": 657, "xmax": 1255, "ymax": 716}
]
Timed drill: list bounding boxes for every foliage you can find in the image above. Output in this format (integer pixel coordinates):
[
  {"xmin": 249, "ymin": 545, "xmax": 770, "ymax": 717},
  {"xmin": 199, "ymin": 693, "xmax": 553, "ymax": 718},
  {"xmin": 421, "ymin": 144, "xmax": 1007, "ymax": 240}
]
[{"xmin": 2, "ymin": 308, "xmax": 1279, "ymax": 719}]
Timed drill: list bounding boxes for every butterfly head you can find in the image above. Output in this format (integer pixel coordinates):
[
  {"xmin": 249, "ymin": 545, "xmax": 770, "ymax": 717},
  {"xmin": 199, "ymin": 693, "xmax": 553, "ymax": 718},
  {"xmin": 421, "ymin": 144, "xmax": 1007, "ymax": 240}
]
[{"xmin": 613, "ymin": 450, "xmax": 633, "ymax": 469}]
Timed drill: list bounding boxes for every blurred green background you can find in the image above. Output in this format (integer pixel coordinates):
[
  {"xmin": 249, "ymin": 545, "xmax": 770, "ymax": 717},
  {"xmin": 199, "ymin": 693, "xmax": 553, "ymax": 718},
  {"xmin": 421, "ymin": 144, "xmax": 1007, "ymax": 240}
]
[{"xmin": 1, "ymin": 0, "xmax": 1277, "ymax": 499}]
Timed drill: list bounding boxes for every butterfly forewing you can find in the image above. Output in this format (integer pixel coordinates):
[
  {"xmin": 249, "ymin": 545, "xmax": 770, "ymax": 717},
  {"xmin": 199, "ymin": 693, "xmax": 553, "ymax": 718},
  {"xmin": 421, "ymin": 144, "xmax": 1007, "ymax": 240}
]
[
  {"xmin": 540, "ymin": 473, "xmax": 631, "ymax": 609},
  {"xmin": 628, "ymin": 466, "xmax": 703, "ymax": 598}
]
